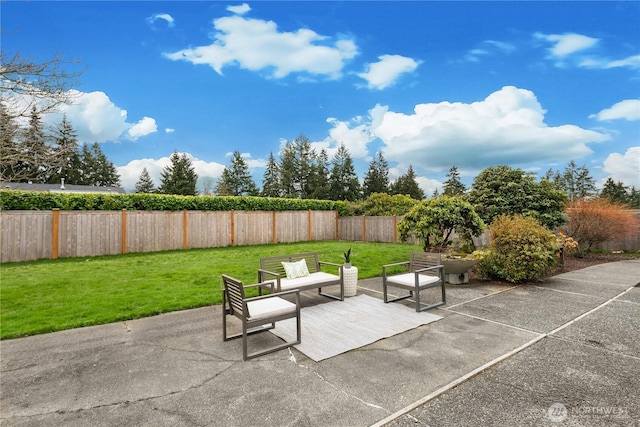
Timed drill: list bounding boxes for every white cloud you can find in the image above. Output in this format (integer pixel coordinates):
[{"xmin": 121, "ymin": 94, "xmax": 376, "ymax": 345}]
[
  {"xmin": 464, "ymin": 49, "xmax": 489, "ymax": 62},
  {"xmin": 223, "ymin": 151, "xmax": 267, "ymax": 169},
  {"xmin": 465, "ymin": 40, "xmax": 516, "ymax": 62},
  {"xmin": 146, "ymin": 13, "xmax": 175, "ymax": 28},
  {"xmin": 415, "ymin": 176, "xmax": 442, "ymax": 198},
  {"xmin": 603, "ymin": 147, "xmax": 640, "ymax": 188},
  {"xmin": 227, "ymin": 3, "xmax": 250, "ymax": 15},
  {"xmin": 116, "ymin": 153, "xmax": 226, "ymax": 192},
  {"xmin": 590, "ymin": 100, "xmax": 640, "ymax": 121},
  {"xmin": 535, "ymin": 32, "xmax": 598, "ymax": 57},
  {"xmin": 309, "ymin": 116, "xmax": 374, "ymax": 159},
  {"xmin": 357, "ymin": 55, "xmax": 420, "ymax": 90},
  {"xmin": 128, "ymin": 117, "xmax": 158, "ymax": 139},
  {"xmin": 46, "ymin": 90, "xmax": 157, "ymax": 143},
  {"xmin": 581, "ymin": 54, "xmax": 640, "ymax": 69},
  {"xmin": 53, "ymin": 90, "xmax": 128, "ymax": 143},
  {"xmin": 368, "ymin": 86, "xmax": 610, "ymax": 174},
  {"xmin": 604, "ymin": 54, "xmax": 640, "ymax": 69},
  {"xmin": 164, "ymin": 13, "xmax": 357, "ymax": 79},
  {"xmin": 165, "ymin": 128, "xmax": 175, "ymax": 133}
]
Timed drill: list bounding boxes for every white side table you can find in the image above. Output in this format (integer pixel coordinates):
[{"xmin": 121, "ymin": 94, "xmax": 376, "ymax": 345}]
[{"xmin": 342, "ymin": 266, "xmax": 358, "ymax": 297}]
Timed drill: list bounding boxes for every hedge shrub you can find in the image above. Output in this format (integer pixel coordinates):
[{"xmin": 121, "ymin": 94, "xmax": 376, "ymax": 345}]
[
  {"xmin": 0, "ymin": 190, "xmax": 348, "ymax": 215},
  {"xmin": 476, "ymin": 214, "xmax": 558, "ymax": 283}
]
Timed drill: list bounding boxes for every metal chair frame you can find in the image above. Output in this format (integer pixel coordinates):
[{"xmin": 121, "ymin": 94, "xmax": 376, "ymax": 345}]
[
  {"xmin": 222, "ymin": 274, "xmax": 301, "ymax": 360},
  {"xmin": 382, "ymin": 252, "xmax": 446, "ymax": 312}
]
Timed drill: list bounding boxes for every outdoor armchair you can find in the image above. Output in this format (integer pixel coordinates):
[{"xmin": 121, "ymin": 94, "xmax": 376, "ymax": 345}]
[
  {"xmin": 382, "ymin": 252, "xmax": 446, "ymax": 312},
  {"xmin": 222, "ymin": 274, "xmax": 301, "ymax": 360}
]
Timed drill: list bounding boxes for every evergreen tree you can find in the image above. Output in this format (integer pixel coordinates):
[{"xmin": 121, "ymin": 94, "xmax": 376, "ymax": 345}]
[
  {"xmin": 600, "ymin": 178, "xmax": 629, "ymax": 205},
  {"xmin": 261, "ymin": 152, "xmax": 281, "ymax": 197},
  {"xmin": 215, "ymin": 151, "xmax": 258, "ymax": 196},
  {"xmin": 362, "ymin": 152, "xmax": 390, "ymax": 197},
  {"xmin": 279, "ymin": 134, "xmax": 314, "ymax": 198},
  {"xmin": 329, "ymin": 143, "xmax": 361, "ymax": 201},
  {"xmin": 76, "ymin": 143, "xmax": 94, "ymax": 185},
  {"xmin": 468, "ymin": 165, "xmax": 567, "ymax": 229},
  {"xmin": 442, "ymin": 165, "xmax": 467, "ymax": 196},
  {"xmin": 558, "ymin": 160, "xmax": 597, "ymax": 201},
  {"xmin": 134, "ymin": 167, "xmax": 155, "ymax": 193},
  {"xmin": 308, "ymin": 149, "xmax": 330, "ymax": 200},
  {"xmin": 22, "ymin": 106, "xmax": 50, "ymax": 182},
  {"xmin": 390, "ymin": 165, "xmax": 425, "ymax": 200},
  {"xmin": 158, "ymin": 151, "xmax": 198, "ymax": 195},
  {"xmin": 48, "ymin": 115, "xmax": 79, "ymax": 184},
  {"xmin": 87, "ymin": 142, "xmax": 120, "ymax": 187}
]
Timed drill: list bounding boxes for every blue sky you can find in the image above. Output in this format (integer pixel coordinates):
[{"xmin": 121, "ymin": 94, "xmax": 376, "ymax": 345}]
[{"xmin": 3, "ymin": 1, "xmax": 639, "ymax": 193}]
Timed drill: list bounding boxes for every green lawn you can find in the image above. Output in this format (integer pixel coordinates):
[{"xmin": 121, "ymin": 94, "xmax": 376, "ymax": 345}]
[{"xmin": 0, "ymin": 241, "xmax": 418, "ymax": 340}]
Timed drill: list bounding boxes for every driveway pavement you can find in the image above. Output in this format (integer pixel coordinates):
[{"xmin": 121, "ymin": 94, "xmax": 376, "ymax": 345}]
[{"xmin": 1, "ymin": 260, "xmax": 639, "ymax": 426}]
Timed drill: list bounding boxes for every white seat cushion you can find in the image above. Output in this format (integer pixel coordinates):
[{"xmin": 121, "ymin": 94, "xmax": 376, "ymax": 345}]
[
  {"xmin": 246, "ymin": 297, "xmax": 297, "ymax": 321},
  {"xmin": 264, "ymin": 272, "xmax": 340, "ymax": 291},
  {"xmin": 386, "ymin": 272, "xmax": 440, "ymax": 289}
]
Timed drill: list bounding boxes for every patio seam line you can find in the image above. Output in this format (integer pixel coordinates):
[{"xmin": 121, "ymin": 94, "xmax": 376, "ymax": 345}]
[
  {"xmin": 370, "ymin": 284, "xmax": 636, "ymax": 427},
  {"xmin": 529, "ymin": 284, "xmax": 628, "ymax": 299},
  {"xmin": 444, "ymin": 285, "xmax": 519, "ymax": 310},
  {"xmin": 441, "ymin": 309, "xmax": 544, "ymax": 336},
  {"xmin": 544, "ymin": 334, "xmax": 640, "ymax": 362}
]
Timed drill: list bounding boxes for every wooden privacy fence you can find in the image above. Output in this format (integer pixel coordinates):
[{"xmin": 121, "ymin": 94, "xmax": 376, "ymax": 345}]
[
  {"xmin": 0, "ymin": 210, "xmax": 340, "ymax": 263},
  {"xmin": 1, "ymin": 210, "xmax": 638, "ymax": 263}
]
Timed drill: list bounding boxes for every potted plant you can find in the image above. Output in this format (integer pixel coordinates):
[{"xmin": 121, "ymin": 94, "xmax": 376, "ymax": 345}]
[
  {"xmin": 397, "ymin": 196, "xmax": 486, "ymax": 283},
  {"xmin": 342, "ymin": 247, "xmax": 358, "ymax": 296},
  {"xmin": 343, "ymin": 247, "xmax": 352, "ymax": 268}
]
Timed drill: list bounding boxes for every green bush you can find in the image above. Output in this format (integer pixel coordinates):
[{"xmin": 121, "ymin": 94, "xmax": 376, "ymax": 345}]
[
  {"xmin": 0, "ymin": 190, "xmax": 348, "ymax": 214},
  {"xmin": 398, "ymin": 196, "xmax": 485, "ymax": 252},
  {"xmin": 476, "ymin": 215, "xmax": 558, "ymax": 283}
]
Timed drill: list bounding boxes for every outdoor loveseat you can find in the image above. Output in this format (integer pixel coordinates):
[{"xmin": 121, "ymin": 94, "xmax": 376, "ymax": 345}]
[{"xmin": 258, "ymin": 252, "xmax": 344, "ymax": 301}]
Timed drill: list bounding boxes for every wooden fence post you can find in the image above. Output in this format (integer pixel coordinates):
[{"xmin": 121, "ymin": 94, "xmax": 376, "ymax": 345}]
[
  {"xmin": 308, "ymin": 209, "xmax": 312, "ymax": 241},
  {"xmin": 230, "ymin": 209, "xmax": 235, "ymax": 246},
  {"xmin": 52, "ymin": 209, "xmax": 59, "ymax": 259},
  {"xmin": 335, "ymin": 210, "xmax": 339, "ymax": 240},
  {"xmin": 393, "ymin": 215, "xmax": 397, "ymax": 243},
  {"xmin": 121, "ymin": 209, "xmax": 127, "ymax": 254},
  {"xmin": 183, "ymin": 209, "xmax": 188, "ymax": 249},
  {"xmin": 272, "ymin": 210, "xmax": 277, "ymax": 244},
  {"xmin": 362, "ymin": 215, "xmax": 367, "ymax": 242}
]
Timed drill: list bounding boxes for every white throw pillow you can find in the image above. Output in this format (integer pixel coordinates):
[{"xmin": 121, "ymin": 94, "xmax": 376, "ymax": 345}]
[{"xmin": 282, "ymin": 259, "xmax": 310, "ymax": 280}]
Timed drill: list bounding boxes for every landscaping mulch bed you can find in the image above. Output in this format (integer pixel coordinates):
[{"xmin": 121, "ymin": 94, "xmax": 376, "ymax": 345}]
[{"xmin": 468, "ymin": 252, "xmax": 637, "ymax": 285}]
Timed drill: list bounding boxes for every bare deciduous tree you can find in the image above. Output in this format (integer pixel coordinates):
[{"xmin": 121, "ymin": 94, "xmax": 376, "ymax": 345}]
[{"xmin": 1, "ymin": 51, "xmax": 84, "ymax": 118}]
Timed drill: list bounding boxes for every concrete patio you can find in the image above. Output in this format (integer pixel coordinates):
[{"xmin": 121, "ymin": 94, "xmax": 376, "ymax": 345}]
[{"xmin": 1, "ymin": 260, "xmax": 638, "ymax": 426}]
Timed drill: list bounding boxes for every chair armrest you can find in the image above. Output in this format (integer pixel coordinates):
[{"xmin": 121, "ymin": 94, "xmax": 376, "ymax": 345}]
[
  {"xmin": 319, "ymin": 261, "xmax": 343, "ymax": 275},
  {"xmin": 382, "ymin": 261, "xmax": 410, "ymax": 276},
  {"xmin": 319, "ymin": 261, "xmax": 342, "ymax": 267},
  {"xmin": 258, "ymin": 268, "xmax": 281, "ymax": 280},
  {"xmin": 414, "ymin": 264, "xmax": 444, "ymax": 273},
  {"xmin": 244, "ymin": 288, "xmax": 300, "ymax": 303},
  {"xmin": 244, "ymin": 281, "xmax": 275, "ymax": 293}
]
